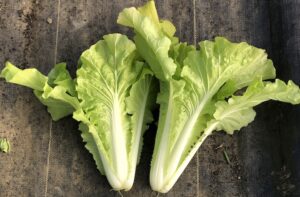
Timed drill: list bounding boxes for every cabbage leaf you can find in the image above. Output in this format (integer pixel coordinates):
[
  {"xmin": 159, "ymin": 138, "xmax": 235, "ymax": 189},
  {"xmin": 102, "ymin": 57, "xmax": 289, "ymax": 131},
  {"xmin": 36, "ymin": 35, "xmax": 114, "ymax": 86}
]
[{"xmin": 0, "ymin": 62, "xmax": 79, "ymax": 120}]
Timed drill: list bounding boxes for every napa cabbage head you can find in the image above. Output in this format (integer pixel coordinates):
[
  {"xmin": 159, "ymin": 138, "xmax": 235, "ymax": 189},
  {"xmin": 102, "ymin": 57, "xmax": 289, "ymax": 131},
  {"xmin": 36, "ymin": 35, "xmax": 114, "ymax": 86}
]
[
  {"xmin": 118, "ymin": 1, "xmax": 300, "ymax": 193},
  {"xmin": 0, "ymin": 33, "xmax": 157, "ymax": 191},
  {"xmin": 74, "ymin": 34, "xmax": 157, "ymax": 190}
]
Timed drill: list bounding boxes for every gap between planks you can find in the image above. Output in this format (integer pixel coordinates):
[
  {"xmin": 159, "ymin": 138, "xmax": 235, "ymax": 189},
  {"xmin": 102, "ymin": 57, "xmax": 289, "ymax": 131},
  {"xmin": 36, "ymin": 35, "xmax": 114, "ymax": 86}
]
[{"xmin": 44, "ymin": 0, "xmax": 61, "ymax": 196}]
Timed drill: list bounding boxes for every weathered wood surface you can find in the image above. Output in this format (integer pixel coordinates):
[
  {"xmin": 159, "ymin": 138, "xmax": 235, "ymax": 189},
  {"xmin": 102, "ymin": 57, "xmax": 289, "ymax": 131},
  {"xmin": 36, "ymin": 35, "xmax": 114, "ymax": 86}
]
[{"xmin": 0, "ymin": 0, "xmax": 299, "ymax": 196}]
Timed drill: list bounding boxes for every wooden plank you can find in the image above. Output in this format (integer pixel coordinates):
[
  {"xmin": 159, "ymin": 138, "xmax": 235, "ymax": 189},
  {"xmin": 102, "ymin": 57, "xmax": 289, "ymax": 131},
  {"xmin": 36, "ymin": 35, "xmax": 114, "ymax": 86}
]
[
  {"xmin": 195, "ymin": 0, "xmax": 282, "ymax": 196},
  {"xmin": 269, "ymin": 1, "xmax": 300, "ymax": 196},
  {"xmin": 0, "ymin": 0, "xmax": 57, "ymax": 196}
]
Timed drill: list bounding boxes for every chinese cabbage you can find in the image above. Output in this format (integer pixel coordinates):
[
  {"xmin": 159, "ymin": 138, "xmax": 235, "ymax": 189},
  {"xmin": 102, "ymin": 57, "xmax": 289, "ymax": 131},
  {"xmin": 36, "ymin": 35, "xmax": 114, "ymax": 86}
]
[
  {"xmin": 118, "ymin": 1, "xmax": 300, "ymax": 193},
  {"xmin": 0, "ymin": 34, "xmax": 156, "ymax": 191}
]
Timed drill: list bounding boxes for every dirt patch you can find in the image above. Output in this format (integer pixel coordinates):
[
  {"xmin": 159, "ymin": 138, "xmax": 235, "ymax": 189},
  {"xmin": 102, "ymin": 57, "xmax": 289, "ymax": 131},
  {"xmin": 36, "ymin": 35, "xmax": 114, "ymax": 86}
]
[
  {"xmin": 272, "ymin": 165, "xmax": 296, "ymax": 196},
  {"xmin": 16, "ymin": 0, "xmax": 40, "ymax": 68}
]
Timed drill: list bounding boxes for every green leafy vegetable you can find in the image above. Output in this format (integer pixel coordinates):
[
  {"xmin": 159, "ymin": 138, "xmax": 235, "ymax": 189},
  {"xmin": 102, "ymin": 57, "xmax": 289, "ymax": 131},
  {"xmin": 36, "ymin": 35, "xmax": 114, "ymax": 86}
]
[
  {"xmin": 0, "ymin": 138, "xmax": 10, "ymax": 153},
  {"xmin": 117, "ymin": 0, "xmax": 176, "ymax": 81},
  {"xmin": 0, "ymin": 62, "xmax": 79, "ymax": 120},
  {"xmin": 118, "ymin": 1, "xmax": 300, "ymax": 193},
  {"xmin": 1, "ymin": 0, "xmax": 300, "ymax": 193},
  {"xmin": 74, "ymin": 34, "xmax": 156, "ymax": 190},
  {"xmin": 0, "ymin": 34, "xmax": 157, "ymax": 191}
]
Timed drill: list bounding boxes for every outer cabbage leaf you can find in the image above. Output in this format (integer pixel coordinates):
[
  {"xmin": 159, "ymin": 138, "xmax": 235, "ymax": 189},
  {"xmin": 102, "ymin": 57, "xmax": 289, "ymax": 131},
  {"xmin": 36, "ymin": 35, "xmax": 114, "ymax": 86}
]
[
  {"xmin": 216, "ymin": 46, "xmax": 275, "ymax": 100},
  {"xmin": 79, "ymin": 122, "xmax": 105, "ymax": 175},
  {"xmin": 135, "ymin": 0, "xmax": 176, "ymax": 37},
  {"xmin": 0, "ymin": 62, "xmax": 79, "ymax": 120},
  {"xmin": 1, "ymin": 61, "xmax": 47, "ymax": 91},
  {"xmin": 213, "ymin": 79, "xmax": 300, "ymax": 134},
  {"xmin": 126, "ymin": 68, "xmax": 158, "ymax": 184},
  {"xmin": 117, "ymin": 0, "xmax": 177, "ymax": 81}
]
